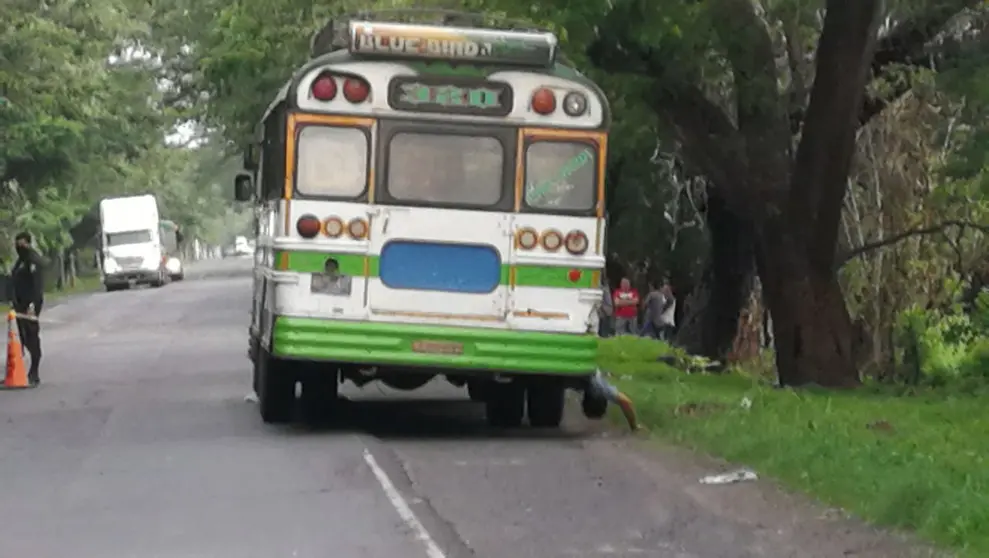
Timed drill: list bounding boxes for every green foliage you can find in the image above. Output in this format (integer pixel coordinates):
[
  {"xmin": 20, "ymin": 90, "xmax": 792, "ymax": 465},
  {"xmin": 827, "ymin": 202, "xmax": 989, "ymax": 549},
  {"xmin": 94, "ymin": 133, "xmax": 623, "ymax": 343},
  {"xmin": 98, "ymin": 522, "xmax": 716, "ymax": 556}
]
[{"xmin": 0, "ymin": 0, "xmax": 250, "ymax": 265}]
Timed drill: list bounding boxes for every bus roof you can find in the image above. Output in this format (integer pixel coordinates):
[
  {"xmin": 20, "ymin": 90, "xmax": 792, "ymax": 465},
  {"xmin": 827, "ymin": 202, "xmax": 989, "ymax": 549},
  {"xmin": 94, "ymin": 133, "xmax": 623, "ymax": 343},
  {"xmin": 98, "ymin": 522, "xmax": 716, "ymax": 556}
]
[{"xmin": 259, "ymin": 11, "xmax": 609, "ymax": 128}]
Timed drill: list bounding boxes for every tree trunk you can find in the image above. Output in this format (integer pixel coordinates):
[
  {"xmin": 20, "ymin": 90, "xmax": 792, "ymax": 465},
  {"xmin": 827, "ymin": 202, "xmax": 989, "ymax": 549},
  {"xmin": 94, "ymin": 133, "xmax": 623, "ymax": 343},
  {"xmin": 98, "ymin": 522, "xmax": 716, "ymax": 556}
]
[
  {"xmin": 757, "ymin": 227, "xmax": 859, "ymax": 387},
  {"xmin": 676, "ymin": 190, "xmax": 762, "ymax": 363}
]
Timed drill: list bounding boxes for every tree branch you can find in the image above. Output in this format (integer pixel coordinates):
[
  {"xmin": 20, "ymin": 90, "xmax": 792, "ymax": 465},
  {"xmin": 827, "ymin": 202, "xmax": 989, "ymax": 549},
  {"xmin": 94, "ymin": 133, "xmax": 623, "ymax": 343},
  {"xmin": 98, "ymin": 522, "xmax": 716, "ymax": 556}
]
[
  {"xmin": 788, "ymin": 0, "xmax": 982, "ymax": 132},
  {"xmin": 837, "ymin": 219, "xmax": 989, "ymax": 267},
  {"xmin": 710, "ymin": 0, "xmax": 792, "ymax": 192},
  {"xmin": 586, "ymin": 19, "xmax": 748, "ymax": 201}
]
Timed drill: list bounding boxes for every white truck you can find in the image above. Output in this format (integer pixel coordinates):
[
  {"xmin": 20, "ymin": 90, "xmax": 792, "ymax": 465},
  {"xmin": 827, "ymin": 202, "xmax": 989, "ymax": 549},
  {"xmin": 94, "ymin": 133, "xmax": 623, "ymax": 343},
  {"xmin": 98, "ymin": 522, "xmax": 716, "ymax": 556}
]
[{"xmin": 99, "ymin": 195, "xmax": 170, "ymax": 291}]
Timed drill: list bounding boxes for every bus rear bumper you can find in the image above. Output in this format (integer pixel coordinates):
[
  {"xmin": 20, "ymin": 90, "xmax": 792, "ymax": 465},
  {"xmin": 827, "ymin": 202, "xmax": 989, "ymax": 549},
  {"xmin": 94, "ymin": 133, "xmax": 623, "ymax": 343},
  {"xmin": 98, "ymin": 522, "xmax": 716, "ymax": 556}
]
[{"xmin": 270, "ymin": 316, "xmax": 598, "ymax": 376}]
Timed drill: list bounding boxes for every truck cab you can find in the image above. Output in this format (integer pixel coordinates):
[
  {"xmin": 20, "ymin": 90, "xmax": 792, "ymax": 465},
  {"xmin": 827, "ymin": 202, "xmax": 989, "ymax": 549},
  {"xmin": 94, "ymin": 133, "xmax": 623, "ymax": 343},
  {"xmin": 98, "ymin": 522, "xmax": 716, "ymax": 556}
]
[{"xmin": 99, "ymin": 195, "xmax": 169, "ymax": 291}]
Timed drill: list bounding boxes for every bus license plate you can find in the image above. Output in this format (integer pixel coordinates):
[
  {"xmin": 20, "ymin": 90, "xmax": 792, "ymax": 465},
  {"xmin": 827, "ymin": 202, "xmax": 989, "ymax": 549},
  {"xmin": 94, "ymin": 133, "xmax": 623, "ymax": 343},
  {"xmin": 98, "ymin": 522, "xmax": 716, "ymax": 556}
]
[{"xmin": 412, "ymin": 340, "xmax": 463, "ymax": 355}]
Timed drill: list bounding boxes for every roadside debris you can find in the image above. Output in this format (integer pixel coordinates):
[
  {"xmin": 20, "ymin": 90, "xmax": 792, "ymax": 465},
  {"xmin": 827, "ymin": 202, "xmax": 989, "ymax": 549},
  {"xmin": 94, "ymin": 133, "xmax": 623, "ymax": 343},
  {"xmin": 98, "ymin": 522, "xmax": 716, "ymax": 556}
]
[{"xmin": 699, "ymin": 468, "xmax": 758, "ymax": 485}]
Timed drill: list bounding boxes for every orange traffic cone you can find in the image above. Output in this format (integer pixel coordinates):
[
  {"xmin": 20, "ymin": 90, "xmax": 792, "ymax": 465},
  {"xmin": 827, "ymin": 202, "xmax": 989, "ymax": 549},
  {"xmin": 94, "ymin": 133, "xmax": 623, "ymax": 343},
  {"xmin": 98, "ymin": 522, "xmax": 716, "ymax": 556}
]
[{"xmin": 2, "ymin": 311, "xmax": 31, "ymax": 390}]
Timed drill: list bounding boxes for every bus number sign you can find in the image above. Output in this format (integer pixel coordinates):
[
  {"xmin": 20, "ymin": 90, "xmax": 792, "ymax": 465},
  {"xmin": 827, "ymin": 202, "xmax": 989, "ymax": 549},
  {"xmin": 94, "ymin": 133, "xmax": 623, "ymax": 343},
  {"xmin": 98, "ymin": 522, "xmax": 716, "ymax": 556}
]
[{"xmin": 389, "ymin": 77, "xmax": 513, "ymax": 116}]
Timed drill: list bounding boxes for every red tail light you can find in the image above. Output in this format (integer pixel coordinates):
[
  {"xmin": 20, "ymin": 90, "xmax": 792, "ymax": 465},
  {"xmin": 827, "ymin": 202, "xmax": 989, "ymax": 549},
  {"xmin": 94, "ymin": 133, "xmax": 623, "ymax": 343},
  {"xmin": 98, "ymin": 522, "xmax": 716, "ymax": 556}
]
[
  {"xmin": 311, "ymin": 74, "xmax": 337, "ymax": 101},
  {"xmin": 531, "ymin": 88, "xmax": 556, "ymax": 115},
  {"xmin": 343, "ymin": 78, "xmax": 370, "ymax": 103},
  {"xmin": 296, "ymin": 214, "xmax": 321, "ymax": 238}
]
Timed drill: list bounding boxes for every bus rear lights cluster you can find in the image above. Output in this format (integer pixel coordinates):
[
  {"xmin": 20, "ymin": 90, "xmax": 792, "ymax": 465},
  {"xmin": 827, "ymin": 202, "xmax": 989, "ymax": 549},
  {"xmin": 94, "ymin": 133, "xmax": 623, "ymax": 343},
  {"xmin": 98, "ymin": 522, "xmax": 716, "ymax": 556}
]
[
  {"xmin": 297, "ymin": 215, "xmax": 368, "ymax": 240},
  {"xmin": 540, "ymin": 230, "xmax": 563, "ymax": 252},
  {"xmin": 296, "ymin": 214, "xmax": 322, "ymax": 238},
  {"xmin": 323, "ymin": 217, "xmax": 345, "ymax": 237},
  {"xmin": 516, "ymin": 228, "xmax": 588, "ymax": 255},
  {"xmin": 531, "ymin": 88, "xmax": 556, "ymax": 115},
  {"xmin": 530, "ymin": 88, "xmax": 587, "ymax": 117},
  {"xmin": 562, "ymin": 92, "xmax": 587, "ymax": 116},
  {"xmin": 564, "ymin": 230, "xmax": 589, "ymax": 254},
  {"xmin": 347, "ymin": 217, "xmax": 369, "ymax": 239},
  {"xmin": 310, "ymin": 72, "xmax": 370, "ymax": 103},
  {"xmin": 516, "ymin": 227, "xmax": 539, "ymax": 249}
]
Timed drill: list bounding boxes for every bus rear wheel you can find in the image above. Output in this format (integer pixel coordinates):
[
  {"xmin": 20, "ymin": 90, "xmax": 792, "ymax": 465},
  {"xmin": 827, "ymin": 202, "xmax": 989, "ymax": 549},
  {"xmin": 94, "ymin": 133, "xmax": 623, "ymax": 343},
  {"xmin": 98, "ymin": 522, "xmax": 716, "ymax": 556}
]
[
  {"xmin": 257, "ymin": 349, "xmax": 295, "ymax": 424},
  {"xmin": 299, "ymin": 365, "xmax": 339, "ymax": 424},
  {"xmin": 526, "ymin": 379, "xmax": 566, "ymax": 428},
  {"xmin": 485, "ymin": 382, "xmax": 524, "ymax": 428}
]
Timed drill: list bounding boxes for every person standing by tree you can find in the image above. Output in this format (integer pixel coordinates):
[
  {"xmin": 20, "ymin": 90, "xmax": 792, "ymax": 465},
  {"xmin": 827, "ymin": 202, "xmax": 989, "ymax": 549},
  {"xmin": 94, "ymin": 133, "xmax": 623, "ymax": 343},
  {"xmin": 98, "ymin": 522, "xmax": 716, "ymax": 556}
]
[
  {"xmin": 8, "ymin": 232, "xmax": 45, "ymax": 386},
  {"xmin": 639, "ymin": 282, "xmax": 665, "ymax": 339},
  {"xmin": 658, "ymin": 280, "xmax": 677, "ymax": 342},
  {"xmin": 612, "ymin": 277, "xmax": 639, "ymax": 335}
]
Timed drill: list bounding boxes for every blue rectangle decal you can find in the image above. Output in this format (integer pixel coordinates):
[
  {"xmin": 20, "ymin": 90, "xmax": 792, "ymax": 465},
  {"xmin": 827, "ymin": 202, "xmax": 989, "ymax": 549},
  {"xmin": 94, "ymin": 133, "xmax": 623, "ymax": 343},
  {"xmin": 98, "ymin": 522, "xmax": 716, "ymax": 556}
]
[{"xmin": 379, "ymin": 241, "xmax": 500, "ymax": 294}]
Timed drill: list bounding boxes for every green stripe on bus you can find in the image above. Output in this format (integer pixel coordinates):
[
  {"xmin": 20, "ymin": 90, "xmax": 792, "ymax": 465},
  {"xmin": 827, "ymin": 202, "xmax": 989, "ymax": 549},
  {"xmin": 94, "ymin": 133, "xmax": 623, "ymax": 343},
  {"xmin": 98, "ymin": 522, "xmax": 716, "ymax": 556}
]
[
  {"xmin": 276, "ymin": 250, "xmax": 596, "ymax": 289},
  {"xmin": 514, "ymin": 265, "xmax": 595, "ymax": 288},
  {"xmin": 272, "ymin": 317, "xmax": 598, "ymax": 375},
  {"xmin": 282, "ymin": 251, "xmax": 366, "ymax": 275}
]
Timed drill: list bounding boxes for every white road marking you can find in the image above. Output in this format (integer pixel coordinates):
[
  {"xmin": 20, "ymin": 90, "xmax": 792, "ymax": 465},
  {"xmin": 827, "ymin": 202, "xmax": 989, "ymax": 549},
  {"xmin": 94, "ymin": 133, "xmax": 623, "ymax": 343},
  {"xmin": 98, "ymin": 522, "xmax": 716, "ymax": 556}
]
[{"xmin": 363, "ymin": 448, "xmax": 447, "ymax": 558}]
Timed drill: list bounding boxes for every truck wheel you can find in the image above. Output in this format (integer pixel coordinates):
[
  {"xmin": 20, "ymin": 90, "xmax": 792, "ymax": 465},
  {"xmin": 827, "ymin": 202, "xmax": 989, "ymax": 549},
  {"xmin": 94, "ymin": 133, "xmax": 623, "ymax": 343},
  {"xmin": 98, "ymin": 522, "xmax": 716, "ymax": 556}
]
[
  {"xmin": 257, "ymin": 349, "xmax": 295, "ymax": 424},
  {"xmin": 299, "ymin": 366, "xmax": 339, "ymax": 425},
  {"xmin": 526, "ymin": 379, "xmax": 566, "ymax": 428},
  {"xmin": 485, "ymin": 382, "xmax": 524, "ymax": 428}
]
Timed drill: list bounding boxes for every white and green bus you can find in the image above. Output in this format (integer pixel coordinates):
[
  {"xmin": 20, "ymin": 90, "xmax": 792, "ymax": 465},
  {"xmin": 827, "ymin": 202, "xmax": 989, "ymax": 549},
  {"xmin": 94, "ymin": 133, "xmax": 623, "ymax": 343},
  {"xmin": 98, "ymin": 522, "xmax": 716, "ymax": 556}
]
[{"xmin": 235, "ymin": 13, "xmax": 611, "ymax": 428}]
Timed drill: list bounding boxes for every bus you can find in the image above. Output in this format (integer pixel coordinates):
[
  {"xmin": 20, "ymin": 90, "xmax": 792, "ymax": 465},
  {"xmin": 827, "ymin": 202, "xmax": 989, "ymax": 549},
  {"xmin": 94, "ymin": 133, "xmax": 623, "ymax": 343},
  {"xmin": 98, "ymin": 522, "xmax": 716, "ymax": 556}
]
[{"xmin": 234, "ymin": 12, "xmax": 611, "ymax": 428}]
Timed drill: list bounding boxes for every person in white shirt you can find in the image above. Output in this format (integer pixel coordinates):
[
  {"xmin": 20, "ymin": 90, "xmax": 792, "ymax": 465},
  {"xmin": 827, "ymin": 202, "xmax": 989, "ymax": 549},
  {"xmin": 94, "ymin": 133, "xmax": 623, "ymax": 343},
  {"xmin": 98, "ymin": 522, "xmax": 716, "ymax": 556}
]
[{"xmin": 657, "ymin": 281, "xmax": 676, "ymax": 341}]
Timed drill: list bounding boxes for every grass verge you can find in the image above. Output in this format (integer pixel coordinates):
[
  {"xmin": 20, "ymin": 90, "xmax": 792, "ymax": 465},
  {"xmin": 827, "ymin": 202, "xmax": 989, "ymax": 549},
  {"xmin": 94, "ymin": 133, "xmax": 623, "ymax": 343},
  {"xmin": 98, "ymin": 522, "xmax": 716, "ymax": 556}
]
[
  {"xmin": 599, "ymin": 336, "xmax": 988, "ymax": 557},
  {"xmin": 0, "ymin": 275, "xmax": 102, "ymax": 314}
]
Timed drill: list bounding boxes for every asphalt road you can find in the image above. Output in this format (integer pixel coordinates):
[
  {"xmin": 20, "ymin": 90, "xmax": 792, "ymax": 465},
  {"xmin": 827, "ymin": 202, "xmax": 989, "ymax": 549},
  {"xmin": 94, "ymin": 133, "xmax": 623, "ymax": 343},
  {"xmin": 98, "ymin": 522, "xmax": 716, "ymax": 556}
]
[{"xmin": 0, "ymin": 257, "xmax": 938, "ymax": 558}]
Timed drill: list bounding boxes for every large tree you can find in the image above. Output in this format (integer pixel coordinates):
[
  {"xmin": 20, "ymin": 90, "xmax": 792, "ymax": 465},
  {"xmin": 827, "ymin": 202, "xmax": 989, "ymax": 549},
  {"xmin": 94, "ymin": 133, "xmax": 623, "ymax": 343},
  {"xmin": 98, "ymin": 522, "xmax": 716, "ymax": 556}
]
[{"xmin": 577, "ymin": 0, "xmax": 985, "ymax": 386}]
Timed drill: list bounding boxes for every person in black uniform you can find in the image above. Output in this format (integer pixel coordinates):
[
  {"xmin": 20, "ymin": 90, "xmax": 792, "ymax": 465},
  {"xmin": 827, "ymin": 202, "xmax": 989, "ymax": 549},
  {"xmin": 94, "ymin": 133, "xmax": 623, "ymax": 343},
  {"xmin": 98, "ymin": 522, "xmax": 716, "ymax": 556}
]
[{"xmin": 9, "ymin": 232, "xmax": 44, "ymax": 385}]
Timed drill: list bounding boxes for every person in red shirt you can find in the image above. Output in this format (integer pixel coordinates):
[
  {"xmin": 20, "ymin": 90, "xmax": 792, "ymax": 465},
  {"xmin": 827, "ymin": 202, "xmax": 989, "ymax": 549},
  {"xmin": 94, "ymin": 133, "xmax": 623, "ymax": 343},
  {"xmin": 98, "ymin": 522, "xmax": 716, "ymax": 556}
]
[{"xmin": 612, "ymin": 277, "xmax": 639, "ymax": 335}]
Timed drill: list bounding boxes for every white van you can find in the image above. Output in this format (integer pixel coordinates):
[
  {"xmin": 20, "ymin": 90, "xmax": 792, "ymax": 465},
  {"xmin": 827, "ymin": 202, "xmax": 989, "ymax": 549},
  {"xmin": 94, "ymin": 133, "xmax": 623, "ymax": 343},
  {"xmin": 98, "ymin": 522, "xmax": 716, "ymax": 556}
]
[{"xmin": 99, "ymin": 195, "xmax": 169, "ymax": 291}]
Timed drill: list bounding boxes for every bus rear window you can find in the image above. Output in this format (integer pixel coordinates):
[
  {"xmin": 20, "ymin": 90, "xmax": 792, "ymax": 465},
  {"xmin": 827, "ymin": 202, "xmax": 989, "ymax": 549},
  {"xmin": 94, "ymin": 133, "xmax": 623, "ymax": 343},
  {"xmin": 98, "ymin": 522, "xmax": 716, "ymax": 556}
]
[
  {"xmin": 524, "ymin": 142, "xmax": 596, "ymax": 211},
  {"xmin": 387, "ymin": 133, "xmax": 503, "ymax": 206},
  {"xmin": 296, "ymin": 126, "xmax": 367, "ymax": 197}
]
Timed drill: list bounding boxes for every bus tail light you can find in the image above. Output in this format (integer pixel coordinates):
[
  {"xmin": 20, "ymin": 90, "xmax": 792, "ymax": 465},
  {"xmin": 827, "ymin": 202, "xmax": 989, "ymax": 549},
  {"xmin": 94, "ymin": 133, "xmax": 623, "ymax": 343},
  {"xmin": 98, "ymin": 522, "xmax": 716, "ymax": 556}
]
[
  {"xmin": 516, "ymin": 228, "xmax": 539, "ymax": 250},
  {"xmin": 541, "ymin": 230, "xmax": 563, "ymax": 252},
  {"xmin": 563, "ymin": 91, "xmax": 587, "ymax": 116},
  {"xmin": 297, "ymin": 214, "xmax": 322, "ymax": 238},
  {"xmin": 347, "ymin": 217, "xmax": 369, "ymax": 239},
  {"xmin": 323, "ymin": 217, "xmax": 344, "ymax": 238},
  {"xmin": 567, "ymin": 269, "xmax": 582, "ymax": 283},
  {"xmin": 343, "ymin": 78, "xmax": 370, "ymax": 103},
  {"xmin": 564, "ymin": 230, "xmax": 589, "ymax": 255},
  {"xmin": 311, "ymin": 73, "xmax": 337, "ymax": 101},
  {"xmin": 531, "ymin": 88, "xmax": 556, "ymax": 115}
]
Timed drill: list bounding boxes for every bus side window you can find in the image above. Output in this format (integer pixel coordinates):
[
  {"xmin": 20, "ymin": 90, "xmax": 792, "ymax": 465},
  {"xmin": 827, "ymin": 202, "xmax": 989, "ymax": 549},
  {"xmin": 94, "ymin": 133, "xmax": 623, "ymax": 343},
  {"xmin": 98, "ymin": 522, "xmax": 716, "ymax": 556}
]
[{"xmin": 260, "ymin": 113, "xmax": 285, "ymax": 200}]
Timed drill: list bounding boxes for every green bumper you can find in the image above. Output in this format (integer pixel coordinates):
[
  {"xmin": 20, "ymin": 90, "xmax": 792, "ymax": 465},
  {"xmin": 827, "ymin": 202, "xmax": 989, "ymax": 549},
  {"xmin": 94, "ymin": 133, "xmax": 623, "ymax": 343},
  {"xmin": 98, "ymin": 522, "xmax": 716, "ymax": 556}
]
[{"xmin": 271, "ymin": 317, "xmax": 598, "ymax": 376}]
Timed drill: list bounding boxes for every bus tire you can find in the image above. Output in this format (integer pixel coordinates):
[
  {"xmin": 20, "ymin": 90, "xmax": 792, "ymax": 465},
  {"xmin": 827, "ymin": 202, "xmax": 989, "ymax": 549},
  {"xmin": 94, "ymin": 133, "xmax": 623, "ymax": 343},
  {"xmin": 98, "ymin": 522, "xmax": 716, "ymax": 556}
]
[
  {"xmin": 466, "ymin": 380, "xmax": 487, "ymax": 402},
  {"xmin": 526, "ymin": 379, "xmax": 566, "ymax": 428},
  {"xmin": 258, "ymin": 350, "xmax": 295, "ymax": 424},
  {"xmin": 485, "ymin": 382, "xmax": 524, "ymax": 428},
  {"xmin": 299, "ymin": 366, "xmax": 339, "ymax": 424}
]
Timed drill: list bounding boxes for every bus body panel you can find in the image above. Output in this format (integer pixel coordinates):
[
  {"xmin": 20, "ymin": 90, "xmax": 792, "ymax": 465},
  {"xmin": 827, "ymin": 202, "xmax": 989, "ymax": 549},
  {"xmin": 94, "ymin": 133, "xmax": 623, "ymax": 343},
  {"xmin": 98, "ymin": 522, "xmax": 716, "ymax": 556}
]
[{"xmin": 366, "ymin": 206, "xmax": 511, "ymax": 321}]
